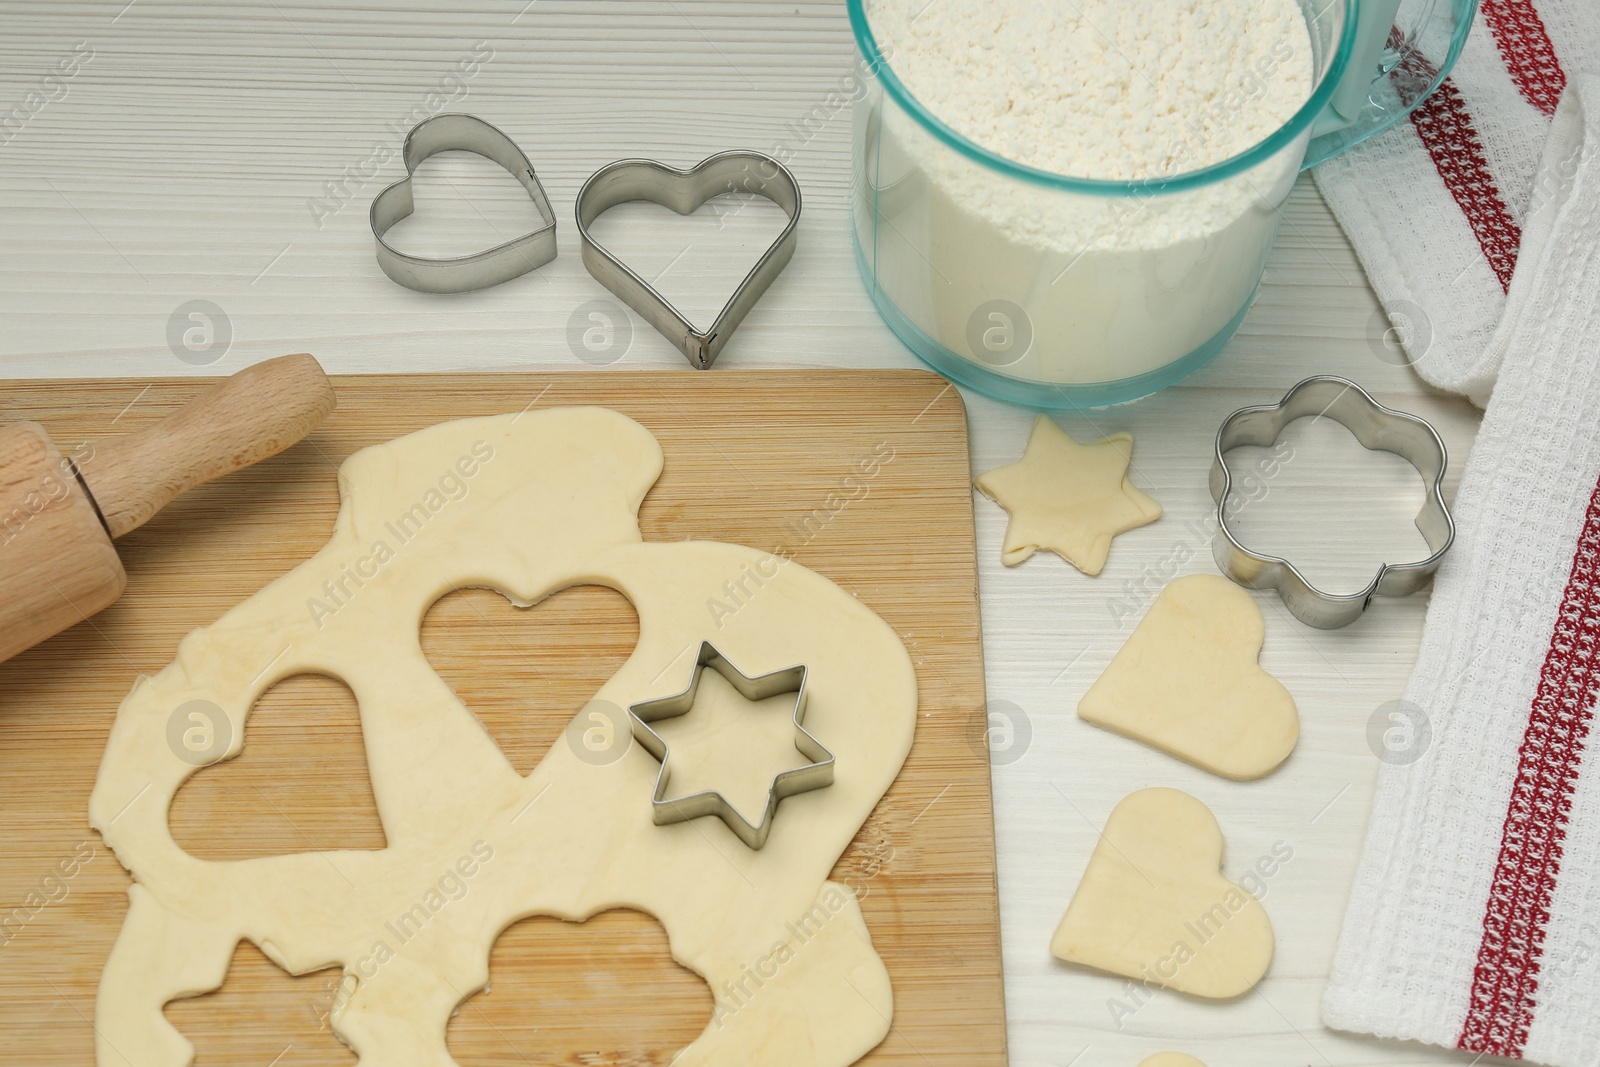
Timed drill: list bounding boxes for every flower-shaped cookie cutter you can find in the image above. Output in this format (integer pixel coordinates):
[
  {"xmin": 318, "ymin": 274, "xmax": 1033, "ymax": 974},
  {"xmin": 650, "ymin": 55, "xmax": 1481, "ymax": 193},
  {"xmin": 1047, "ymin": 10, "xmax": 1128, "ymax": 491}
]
[
  {"xmin": 1208, "ymin": 376, "xmax": 1455, "ymax": 629},
  {"xmin": 370, "ymin": 113, "xmax": 558, "ymax": 293},
  {"xmin": 628, "ymin": 641, "xmax": 833, "ymax": 849}
]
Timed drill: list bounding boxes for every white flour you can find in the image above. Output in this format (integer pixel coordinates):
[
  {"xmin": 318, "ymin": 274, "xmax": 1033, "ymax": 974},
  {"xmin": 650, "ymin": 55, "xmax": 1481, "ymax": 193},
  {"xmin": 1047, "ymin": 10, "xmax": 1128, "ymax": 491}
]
[
  {"xmin": 857, "ymin": 0, "xmax": 1316, "ymax": 388},
  {"xmin": 867, "ymin": 0, "xmax": 1312, "ymax": 182}
]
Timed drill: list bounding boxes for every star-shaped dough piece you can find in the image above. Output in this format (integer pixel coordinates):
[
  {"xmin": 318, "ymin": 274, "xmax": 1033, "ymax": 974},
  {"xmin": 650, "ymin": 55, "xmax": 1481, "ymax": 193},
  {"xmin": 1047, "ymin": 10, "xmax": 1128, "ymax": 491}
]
[{"xmin": 976, "ymin": 415, "xmax": 1161, "ymax": 574}]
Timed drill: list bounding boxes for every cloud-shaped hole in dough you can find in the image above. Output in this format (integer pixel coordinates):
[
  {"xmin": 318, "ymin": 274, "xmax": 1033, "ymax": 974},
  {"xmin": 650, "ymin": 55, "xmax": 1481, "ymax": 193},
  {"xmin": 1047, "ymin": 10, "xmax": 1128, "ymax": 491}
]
[{"xmin": 446, "ymin": 908, "xmax": 711, "ymax": 1062}]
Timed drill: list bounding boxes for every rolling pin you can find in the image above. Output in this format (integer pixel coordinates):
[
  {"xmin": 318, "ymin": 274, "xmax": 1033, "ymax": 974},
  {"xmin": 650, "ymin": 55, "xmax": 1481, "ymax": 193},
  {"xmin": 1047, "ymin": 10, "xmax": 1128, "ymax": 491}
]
[{"xmin": 0, "ymin": 353, "xmax": 336, "ymax": 664}]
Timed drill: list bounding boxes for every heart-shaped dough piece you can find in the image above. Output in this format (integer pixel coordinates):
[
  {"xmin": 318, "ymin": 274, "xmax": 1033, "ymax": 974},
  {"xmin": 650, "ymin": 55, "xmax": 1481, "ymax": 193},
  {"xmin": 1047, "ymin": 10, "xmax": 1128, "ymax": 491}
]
[
  {"xmin": 1078, "ymin": 573, "xmax": 1297, "ymax": 780},
  {"xmin": 1138, "ymin": 1055, "xmax": 1207, "ymax": 1067},
  {"xmin": 1051, "ymin": 788, "xmax": 1274, "ymax": 998}
]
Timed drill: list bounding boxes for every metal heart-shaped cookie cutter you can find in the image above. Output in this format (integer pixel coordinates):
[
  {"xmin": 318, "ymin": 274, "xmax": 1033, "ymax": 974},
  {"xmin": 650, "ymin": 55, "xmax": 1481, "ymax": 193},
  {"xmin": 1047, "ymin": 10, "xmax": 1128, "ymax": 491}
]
[
  {"xmin": 1209, "ymin": 376, "xmax": 1456, "ymax": 629},
  {"xmin": 628, "ymin": 641, "xmax": 832, "ymax": 850},
  {"xmin": 370, "ymin": 113, "xmax": 558, "ymax": 293},
  {"xmin": 576, "ymin": 151, "xmax": 801, "ymax": 370}
]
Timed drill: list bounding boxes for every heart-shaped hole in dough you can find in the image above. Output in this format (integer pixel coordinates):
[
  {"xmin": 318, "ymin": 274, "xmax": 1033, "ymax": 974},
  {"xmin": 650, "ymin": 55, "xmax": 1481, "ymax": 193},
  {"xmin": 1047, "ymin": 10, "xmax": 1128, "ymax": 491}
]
[
  {"xmin": 1051, "ymin": 788, "xmax": 1274, "ymax": 998},
  {"xmin": 1078, "ymin": 573, "xmax": 1298, "ymax": 780},
  {"xmin": 420, "ymin": 584, "xmax": 639, "ymax": 777},
  {"xmin": 169, "ymin": 672, "xmax": 387, "ymax": 860},
  {"xmin": 447, "ymin": 908, "xmax": 711, "ymax": 1063}
]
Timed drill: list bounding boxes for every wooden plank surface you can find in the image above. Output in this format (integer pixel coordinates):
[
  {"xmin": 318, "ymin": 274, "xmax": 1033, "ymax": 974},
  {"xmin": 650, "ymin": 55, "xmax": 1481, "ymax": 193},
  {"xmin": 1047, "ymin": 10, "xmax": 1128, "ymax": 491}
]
[{"xmin": 0, "ymin": 367, "xmax": 1003, "ymax": 1066}]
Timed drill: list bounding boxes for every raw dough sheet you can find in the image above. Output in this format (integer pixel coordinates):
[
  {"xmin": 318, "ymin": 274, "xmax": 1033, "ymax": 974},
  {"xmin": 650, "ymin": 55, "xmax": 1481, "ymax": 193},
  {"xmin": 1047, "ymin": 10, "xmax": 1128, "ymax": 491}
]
[{"xmin": 89, "ymin": 408, "xmax": 919, "ymax": 1067}]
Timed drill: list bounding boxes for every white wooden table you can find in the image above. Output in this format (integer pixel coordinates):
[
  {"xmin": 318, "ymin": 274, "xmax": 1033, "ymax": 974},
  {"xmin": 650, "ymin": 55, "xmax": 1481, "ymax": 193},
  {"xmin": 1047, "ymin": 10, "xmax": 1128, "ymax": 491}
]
[{"xmin": 0, "ymin": 3, "xmax": 1485, "ymax": 1065}]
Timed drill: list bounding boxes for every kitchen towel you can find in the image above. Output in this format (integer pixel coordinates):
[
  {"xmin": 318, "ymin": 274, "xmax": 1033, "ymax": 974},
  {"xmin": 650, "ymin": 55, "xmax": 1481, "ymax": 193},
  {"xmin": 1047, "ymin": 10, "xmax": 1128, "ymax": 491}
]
[
  {"xmin": 1321, "ymin": 74, "xmax": 1600, "ymax": 1066},
  {"xmin": 1313, "ymin": 0, "xmax": 1600, "ymax": 405}
]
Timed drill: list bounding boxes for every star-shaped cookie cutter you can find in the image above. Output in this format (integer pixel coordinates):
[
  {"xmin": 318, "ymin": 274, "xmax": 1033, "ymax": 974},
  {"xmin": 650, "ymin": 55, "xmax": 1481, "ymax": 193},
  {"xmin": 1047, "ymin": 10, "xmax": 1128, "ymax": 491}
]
[
  {"xmin": 1208, "ymin": 376, "xmax": 1455, "ymax": 630},
  {"xmin": 628, "ymin": 641, "xmax": 833, "ymax": 850}
]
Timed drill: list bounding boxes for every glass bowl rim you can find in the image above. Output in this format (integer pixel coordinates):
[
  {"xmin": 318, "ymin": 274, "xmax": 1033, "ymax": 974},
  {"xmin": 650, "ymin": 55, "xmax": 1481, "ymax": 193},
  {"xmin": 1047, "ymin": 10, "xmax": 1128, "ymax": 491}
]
[{"xmin": 846, "ymin": 0, "xmax": 1363, "ymax": 196}]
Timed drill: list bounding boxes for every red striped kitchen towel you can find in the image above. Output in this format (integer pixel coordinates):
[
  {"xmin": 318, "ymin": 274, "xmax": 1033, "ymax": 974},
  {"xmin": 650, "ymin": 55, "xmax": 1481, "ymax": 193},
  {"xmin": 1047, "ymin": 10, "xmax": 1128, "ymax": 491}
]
[
  {"xmin": 1320, "ymin": 72, "xmax": 1600, "ymax": 1066},
  {"xmin": 1313, "ymin": 0, "xmax": 1599, "ymax": 405}
]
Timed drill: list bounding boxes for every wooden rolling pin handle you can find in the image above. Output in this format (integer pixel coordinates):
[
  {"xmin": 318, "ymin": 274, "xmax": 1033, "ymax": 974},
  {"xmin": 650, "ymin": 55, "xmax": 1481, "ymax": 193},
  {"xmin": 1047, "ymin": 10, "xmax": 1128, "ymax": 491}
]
[{"xmin": 78, "ymin": 353, "xmax": 337, "ymax": 539}]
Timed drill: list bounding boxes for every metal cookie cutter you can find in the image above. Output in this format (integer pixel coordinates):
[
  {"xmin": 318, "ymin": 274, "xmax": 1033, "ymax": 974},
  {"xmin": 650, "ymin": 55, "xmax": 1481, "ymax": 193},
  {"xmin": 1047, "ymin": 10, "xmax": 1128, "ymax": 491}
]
[
  {"xmin": 576, "ymin": 151, "xmax": 801, "ymax": 370},
  {"xmin": 628, "ymin": 640, "xmax": 833, "ymax": 850},
  {"xmin": 370, "ymin": 113, "xmax": 558, "ymax": 293},
  {"xmin": 1209, "ymin": 376, "xmax": 1455, "ymax": 630}
]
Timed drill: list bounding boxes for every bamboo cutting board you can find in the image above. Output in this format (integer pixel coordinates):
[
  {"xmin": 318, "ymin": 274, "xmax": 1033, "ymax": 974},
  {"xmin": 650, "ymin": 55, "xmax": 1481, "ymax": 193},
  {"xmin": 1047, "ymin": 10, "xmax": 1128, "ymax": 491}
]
[{"xmin": 0, "ymin": 368, "xmax": 1003, "ymax": 1066}]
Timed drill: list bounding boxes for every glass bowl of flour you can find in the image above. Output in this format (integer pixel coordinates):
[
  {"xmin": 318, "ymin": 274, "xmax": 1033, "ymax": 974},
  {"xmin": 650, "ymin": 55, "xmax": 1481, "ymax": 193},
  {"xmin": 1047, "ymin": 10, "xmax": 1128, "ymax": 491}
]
[{"xmin": 850, "ymin": 0, "xmax": 1359, "ymax": 407}]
